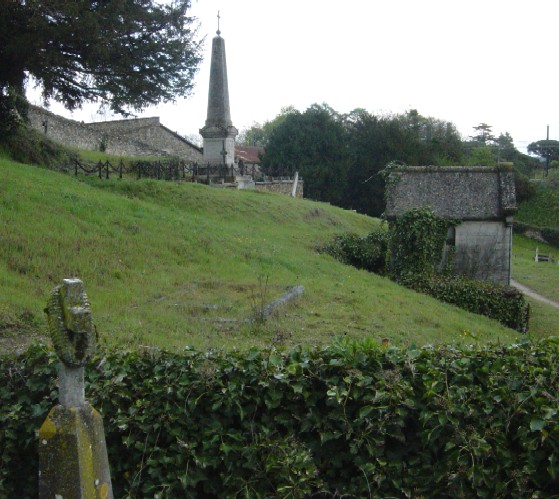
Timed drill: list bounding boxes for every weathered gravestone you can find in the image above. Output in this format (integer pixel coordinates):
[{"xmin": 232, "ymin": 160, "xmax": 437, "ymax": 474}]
[{"xmin": 38, "ymin": 278, "xmax": 113, "ymax": 499}]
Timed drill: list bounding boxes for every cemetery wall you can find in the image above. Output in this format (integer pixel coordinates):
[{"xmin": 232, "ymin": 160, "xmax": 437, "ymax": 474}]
[
  {"xmin": 27, "ymin": 105, "xmax": 203, "ymax": 161},
  {"xmin": 254, "ymin": 180, "xmax": 304, "ymax": 199}
]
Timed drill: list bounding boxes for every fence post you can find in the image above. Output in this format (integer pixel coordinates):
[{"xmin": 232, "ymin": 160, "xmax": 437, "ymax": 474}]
[
  {"xmin": 119, "ymin": 160, "xmax": 123, "ymax": 179},
  {"xmin": 75, "ymin": 159, "xmax": 78, "ymax": 176},
  {"xmin": 38, "ymin": 279, "xmax": 113, "ymax": 499},
  {"xmin": 105, "ymin": 161, "xmax": 110, "ymax": 180}
]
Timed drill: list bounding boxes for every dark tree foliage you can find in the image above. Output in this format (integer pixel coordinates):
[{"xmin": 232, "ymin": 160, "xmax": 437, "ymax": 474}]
[
  {"xmin": 263, "ymin": 105, "xmax": 541, "ymax": 218},
  {"xmin": 261, "ymin": 104, "xmax": 349, "ymax": 204},
  {"xmin": 527, "ymin": 139, "xmax": 559, "ymax": 163},
  {"xmin": 0, "ymin": 0, "xmax": 202, "ymax": 121},
  {"xmin": 342, "ymin": 111, "xmax": 425, "ymax": 217},
  {"xmin": 396, "ymin": 109, "xmax": 464, "ymax": 165}
]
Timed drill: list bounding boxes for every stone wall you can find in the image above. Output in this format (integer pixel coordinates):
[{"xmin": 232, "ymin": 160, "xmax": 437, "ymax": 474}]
[
  {"xmin": 27, "ymin": 105, "xmax": 203, "ymax": 161},
  {"xmin": 453, "ymin": 220, "xmax": 512, "ymax": 284},
  {"xmin": 254, "ymin": 179, "xmax": 304, "ymax": 199},
  {"xmin": 28, "ymin": 105, "xmax": 101, "ymax": 150}
]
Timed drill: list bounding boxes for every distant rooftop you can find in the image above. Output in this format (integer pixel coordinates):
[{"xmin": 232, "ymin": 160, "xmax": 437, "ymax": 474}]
[{"xmin": 235, "ymin": 146, "xmax": 264, "ymax": 164}]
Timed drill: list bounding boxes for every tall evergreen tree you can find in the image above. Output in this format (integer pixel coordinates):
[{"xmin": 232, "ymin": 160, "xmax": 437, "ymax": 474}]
[{"xmin": 0, "ymin": 0, "xmax": 202, "ymax": 124}]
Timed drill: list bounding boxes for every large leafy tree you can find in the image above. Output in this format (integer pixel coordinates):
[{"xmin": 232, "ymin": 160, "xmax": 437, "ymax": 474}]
[
  {"xmin": 527, "ymin": 140, "xmax": 559, "ymax": 163},
  {"xmin": 0, "ymin": 0, "xmax": 202, "ymax": 119},
  {"xmin": 343, "ymin": 111, "xmax": 422, "ymax": 216},
  {"xmin": 261, "ymin": 104, "xmax": 349, "ymax": 204},
  {"xmin": 237, "ymin": 106, "xmax": 298, "ymax": 147}
]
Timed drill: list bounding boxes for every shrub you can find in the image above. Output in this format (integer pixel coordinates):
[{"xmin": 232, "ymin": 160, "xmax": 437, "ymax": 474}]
[
  {"xmin": 321, "ymin": 228, "xmax": 388, "ymax": 274},
  {"xmin": 541, "ymin": 226, "xmax": 559, "ymax": 248},
  {"xmin": 1, "ymin": 339, "xmax": 559, "ymax": 497},
  {"xmin": 405, "ymin": 274, "xmax": 530, "ymax": 332},
  {"xmin": 513, "ymin": 221, "xmax": 531, "ymax": 235},
  {"xmin": 514, "ymin": 170, "xmax": 537, "ymax": 203},
  {"xmin": 0, "ymin": 125, "xmax": 76, "ymax": 170}
]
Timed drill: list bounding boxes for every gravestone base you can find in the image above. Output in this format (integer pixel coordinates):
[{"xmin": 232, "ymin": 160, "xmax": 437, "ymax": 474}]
[{"xmin": 39, "ymin": 403, "xmax": 113, "ymax": 499}]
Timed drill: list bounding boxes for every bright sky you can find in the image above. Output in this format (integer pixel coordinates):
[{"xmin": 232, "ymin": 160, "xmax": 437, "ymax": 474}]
[{"xmin": 30, "ymin": 0, "xmax": 559, "ymax": 153}]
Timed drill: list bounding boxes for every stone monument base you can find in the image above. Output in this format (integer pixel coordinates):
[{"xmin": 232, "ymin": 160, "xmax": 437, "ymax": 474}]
[{"xmin": 39, "ymin": 403, "xmax": 113, "ymax": 499}]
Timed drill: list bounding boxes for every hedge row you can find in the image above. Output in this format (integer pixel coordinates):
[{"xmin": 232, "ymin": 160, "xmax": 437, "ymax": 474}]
[
  {"xmin": 323, "ymin": 226, "xmax": 529, "ymax": 332},
  {"xmin": 514, "ymin": 221, "xmax": 559, "ymax": 248},
  {"xmin": 320, "ymin": 230, "xmax": 388, "ymax": 274},
  {"xmin": 2, "ymin": 339, "xmax": 559, "ymax": 497},
  {"xmin": 402, "ymin": 274, "xmax": 530, "ymax": 332}
]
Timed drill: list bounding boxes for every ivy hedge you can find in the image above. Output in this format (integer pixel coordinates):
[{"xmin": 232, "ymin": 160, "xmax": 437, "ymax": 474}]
[
  {"xmin": 2, "ymin": 339, "xmax": 559, "ymax": 497},
  {"xmin": 403, "ymin": 275, "xmax": 530, "ymax": 332},
  {"xmin": 320, "ymin": 229, "xmax": 388, "ymax": 274},
  {"xmin": 323, "ymin": 208, "xmax": 529, "ymax": 332}
]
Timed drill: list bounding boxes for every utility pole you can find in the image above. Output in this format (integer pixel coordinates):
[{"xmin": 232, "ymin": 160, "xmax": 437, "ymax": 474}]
[{"xmin": 546, "ymin": 125, "xmax": 550, "ymax": 177}]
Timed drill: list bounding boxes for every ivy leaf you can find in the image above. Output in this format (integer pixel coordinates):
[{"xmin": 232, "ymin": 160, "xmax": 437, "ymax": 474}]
[{"xmin": 530, "ymin": 419, "xmax": 545, "ymax": 431}]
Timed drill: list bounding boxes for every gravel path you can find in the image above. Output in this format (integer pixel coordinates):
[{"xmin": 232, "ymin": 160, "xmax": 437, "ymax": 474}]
[{"xmin": 511, "ymin": 280, "xmax": 559, "ymax": 310}]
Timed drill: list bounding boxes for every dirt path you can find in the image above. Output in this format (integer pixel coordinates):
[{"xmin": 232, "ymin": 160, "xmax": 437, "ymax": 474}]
[{"xmin": 511, "ymin": 280, "xmax": 559, "ymax": 310}]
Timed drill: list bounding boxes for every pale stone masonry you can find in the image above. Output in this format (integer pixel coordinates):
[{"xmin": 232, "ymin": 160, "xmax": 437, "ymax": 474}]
[
  {"xmin": 28, "ymin": 105, "xmax": 203, "ymax": 161},
  {"xmin": 199, "ymin": 28, "xmax": 238, "ymax": 166},
  {"xmin": 385, "ymin": 166, "xmax": 517, "ymax": 285}
]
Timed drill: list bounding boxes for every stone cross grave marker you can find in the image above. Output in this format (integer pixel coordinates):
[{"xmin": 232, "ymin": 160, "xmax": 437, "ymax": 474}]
[{"xmin": 39, "ymin": 278, "xmax": 114, "ymax": 499}]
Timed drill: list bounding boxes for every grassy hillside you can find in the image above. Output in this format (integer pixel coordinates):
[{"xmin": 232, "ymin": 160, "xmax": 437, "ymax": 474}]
[{"xmin": 0, "ymin": 155, "xmax": 554, "ymax": 353}]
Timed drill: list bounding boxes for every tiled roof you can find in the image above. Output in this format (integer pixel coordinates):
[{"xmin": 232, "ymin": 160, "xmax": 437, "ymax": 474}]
[{"xmin": 235, "ymin": 146, "xmax": 264, "ymax": 164}]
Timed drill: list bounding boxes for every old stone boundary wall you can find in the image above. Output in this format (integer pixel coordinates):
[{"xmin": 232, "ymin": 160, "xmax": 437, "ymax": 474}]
[
  {"xmin": 27, "ymin": 105, "xmax": 304, "ymax": 198},
  {"xmin": 27, "ymin": 105, "xmax": 202, "ymax": 161},
  {"xmin": 255, "ymin": 180, "xmax": 304, "ymax": 198}
]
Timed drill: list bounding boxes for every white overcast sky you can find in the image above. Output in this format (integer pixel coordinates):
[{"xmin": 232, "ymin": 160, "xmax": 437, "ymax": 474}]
[{"xmin": 30, "ymin": 0, "xmax": 559, "ymax": 153}]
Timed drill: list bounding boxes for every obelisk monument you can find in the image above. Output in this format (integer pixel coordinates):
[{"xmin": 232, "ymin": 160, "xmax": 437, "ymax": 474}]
[{"xmin": 199, "ymin": 12, "xmax": 238, "ymax": 167}]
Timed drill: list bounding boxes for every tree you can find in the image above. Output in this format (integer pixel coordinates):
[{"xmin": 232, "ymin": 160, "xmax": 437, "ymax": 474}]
[
  {"xmin": 261, "ymin": 103, "xmax": 349, "ymax": 204},
  {"xmin": 527, "ymin": 140, "xmax": 559, "ymax": 163},
  {"xmin": 470, "ymin": 123, "xmax": 495, "ymax": 145},
  {"xmin": 467, "ymin": 146, "xmax": 496, "ymax": 166},
  {"xmin": 0, "ymin": 0, "xmax": 202, "ymax": 121},
  {"xmin": 343, "ymin": 111, "xmax": 421, "ymax": 216}
]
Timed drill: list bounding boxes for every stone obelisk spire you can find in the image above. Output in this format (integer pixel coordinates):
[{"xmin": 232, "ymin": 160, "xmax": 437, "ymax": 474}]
[{"xmin": 199, "ymin": 12, "xmax": 237, "ymax": 167}]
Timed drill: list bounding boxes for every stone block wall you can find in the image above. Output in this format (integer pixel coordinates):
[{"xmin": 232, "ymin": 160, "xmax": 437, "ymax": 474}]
[
  {"xmin": 254, "ymin": 180, "xmax": 304, "ymax": 199},
  {"xmin": 27, "ymin": 105, "xmax": 202, "ymax": 161},
  {"xmin": 453, "ymin": 221, "xmax": 512, "ymax": 284},
  {"xmin": 28, "ymin": 106, "xmax": 101, "ymax": 150}
]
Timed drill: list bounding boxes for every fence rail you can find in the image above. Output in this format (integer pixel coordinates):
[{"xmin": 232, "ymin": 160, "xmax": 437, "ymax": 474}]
[{"xmin": 73, "ymin": 158, "xmax": 300, "ymax": 184}]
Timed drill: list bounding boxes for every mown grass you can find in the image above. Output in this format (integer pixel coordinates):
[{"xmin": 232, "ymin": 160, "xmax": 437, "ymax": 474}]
[
  {"xmin": 512, "ymin": 234, "xmax": 559, "ymax": 302},
  {"xmin": 0, "ymin": 157, "xmax": 535, "ymax": 352}
]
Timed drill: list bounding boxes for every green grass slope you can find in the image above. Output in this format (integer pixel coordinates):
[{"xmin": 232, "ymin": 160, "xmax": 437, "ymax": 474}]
[{"xmin": 0, "ymin": 157, "xmax": 542, "ymax": 352}]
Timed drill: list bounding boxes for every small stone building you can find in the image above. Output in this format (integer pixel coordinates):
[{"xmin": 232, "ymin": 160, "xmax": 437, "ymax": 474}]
[{"xmin": 385, "ymin": 166, "xmax": 517, "ymax": 285}]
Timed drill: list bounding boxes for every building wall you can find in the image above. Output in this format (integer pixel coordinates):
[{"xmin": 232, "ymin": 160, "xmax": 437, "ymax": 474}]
[{"xmin": 453, "ymin": 221, "xmax": 512, "ymax": 285}]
